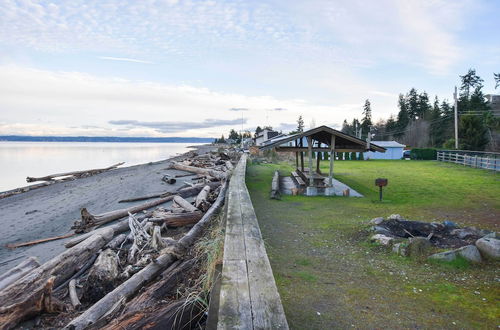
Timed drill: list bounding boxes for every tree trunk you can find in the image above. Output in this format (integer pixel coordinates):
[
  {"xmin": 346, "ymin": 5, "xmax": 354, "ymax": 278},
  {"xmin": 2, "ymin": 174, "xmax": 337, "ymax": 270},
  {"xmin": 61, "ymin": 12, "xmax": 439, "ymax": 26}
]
[
  {"xmin": 0, "ymin": 257, "xmax": 40, "ymax": 291},
  {"xmin": 82, "ymin": 249, "xmax": 120, "ymax": 304},
  {"xmin": 26, "ymin": 162, "xmax": 124, "ymax": 182},
  {"xmin": 148, "ymin": 211, "xmax": 203, "ymax": 227},
  {"xmin": 0, "ymin": 228, "xmax": 113, "ymax": 329},
  {"xmin": 195, "ymin": 185, "xmax": 211, "ymax": 210},
  {"xmin": 172, "ymin": 196, "xmax": 198, "ymax": 212},
  {"xmin": 170, "ymin": 162, "xmax": 227, "ymax": 181}
]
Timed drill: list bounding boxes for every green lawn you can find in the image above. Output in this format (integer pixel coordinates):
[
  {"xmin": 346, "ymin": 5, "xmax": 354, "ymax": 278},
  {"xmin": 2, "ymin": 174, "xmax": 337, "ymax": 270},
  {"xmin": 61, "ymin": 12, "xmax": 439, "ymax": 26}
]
[{"xmin": 246, "ymin": 159, "xmax": 499, "ymax": 329}]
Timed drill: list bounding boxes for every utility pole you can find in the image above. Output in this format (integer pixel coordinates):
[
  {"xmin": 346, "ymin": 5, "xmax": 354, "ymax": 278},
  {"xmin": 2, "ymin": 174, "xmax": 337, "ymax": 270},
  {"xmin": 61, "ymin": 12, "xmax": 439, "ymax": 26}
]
[{"xmin": 454, "ymin": 86, "xmax": 458, "ymax": 149}]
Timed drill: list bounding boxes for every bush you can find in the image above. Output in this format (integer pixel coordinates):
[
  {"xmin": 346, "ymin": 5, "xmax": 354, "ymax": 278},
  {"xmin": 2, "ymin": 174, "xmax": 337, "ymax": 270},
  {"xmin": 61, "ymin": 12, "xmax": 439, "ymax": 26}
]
[
  {"xmin": 338, "ymin": 152, "xmax": 344, "ymax": 160},
  {"xmin": 358, "ymin": 152, "xmax": 364, "ymax": 160},
  {"xmin": 410, "ymin": 148, "xmax": 437, "ymax": 160},
  {"xmin": 323, "ymin": 152, "xmax": 329, "ymax": 160},
  {"xmin": 350, "ymin": 152, "xmax": 357, "ymax": 160},
  {"xmin": 345, "ymin": 152, "xmax": 350, "ymax": 160}
]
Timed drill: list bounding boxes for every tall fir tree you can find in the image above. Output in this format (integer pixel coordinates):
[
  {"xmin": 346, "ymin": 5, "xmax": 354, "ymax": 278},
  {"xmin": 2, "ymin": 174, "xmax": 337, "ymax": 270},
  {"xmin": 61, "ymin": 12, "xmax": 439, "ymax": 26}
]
[
  {"xmin": 361, "ymin": 99, "xmax": 372, "ymax": 138},
  {"xmin": 407, "ymin": 88, "xmax": 419, "ymax": 119},
  {"xmin": 396, "ymin": 94, "xmax": 410, "ymax": 136},
  {"xmin": 459, "ymin": 115, "xmax": 488, "ymax": 150},
  {"xmin": 297, "ymin": 115, "xmax": 304, "ymax": 133},
  {"xmin": 416, "ymin": 91, "xmax": 431, "ymax": 120},
  {"xmin": 494, "ymin": 73, "xmax": 500, "ymax": 89}
]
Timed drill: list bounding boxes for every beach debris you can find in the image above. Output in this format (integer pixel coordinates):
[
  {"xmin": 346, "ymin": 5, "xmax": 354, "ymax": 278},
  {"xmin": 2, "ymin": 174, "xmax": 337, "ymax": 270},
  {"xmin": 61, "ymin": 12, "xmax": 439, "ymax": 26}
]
[
  {"xmin": 0, "ymin": 257, "xmax": 40, "ymax": 291},
  {"xmin": 26, "ymin": 162, "xmax": 125, "ymax": 183},
  {"xmin": 270, "ymin": 170, "xmax": 281, "ymax": 200},
  {"xmin": 0, "ymin": 147, "xmax": 238, "ymax": 330},
  {"xmin": 161, "ymin": 174, "xmax": 176, "ymax": 184}
]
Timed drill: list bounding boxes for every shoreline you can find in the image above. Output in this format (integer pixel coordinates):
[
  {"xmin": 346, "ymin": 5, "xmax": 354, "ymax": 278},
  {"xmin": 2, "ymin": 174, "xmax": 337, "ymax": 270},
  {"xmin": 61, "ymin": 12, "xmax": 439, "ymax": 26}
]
[{"xmin": 0, "ymin": 144, "xmax": 216, "ymax": 274}]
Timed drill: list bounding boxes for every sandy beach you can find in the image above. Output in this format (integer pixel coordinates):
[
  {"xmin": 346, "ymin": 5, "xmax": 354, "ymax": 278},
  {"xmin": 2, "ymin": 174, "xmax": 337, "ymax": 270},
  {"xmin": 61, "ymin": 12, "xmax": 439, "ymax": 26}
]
[{"xmin": 0, "ymin": 144, "xmax": 216, "ymax": 275}]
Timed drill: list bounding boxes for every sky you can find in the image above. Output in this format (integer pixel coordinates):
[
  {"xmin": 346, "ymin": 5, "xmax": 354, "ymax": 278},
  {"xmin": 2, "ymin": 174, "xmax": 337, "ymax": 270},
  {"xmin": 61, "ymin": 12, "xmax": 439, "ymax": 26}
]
[{"xmin": 1, "ymin": 0, "xmax": 499, "ymax": 138}]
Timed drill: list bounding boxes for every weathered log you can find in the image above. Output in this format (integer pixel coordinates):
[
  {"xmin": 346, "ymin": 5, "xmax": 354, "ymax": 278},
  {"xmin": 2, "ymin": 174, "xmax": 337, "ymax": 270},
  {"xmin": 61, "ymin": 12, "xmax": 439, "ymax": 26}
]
[
  {"xmin": 0, "ymin": 257, "xmax": 40, "ymax": 291},
  {"xmin": 0, "ymin": 182, "xmax": 53, "ymax": 200},
  {"xmin": 148, "ymin": 211, "xmax": 203, "ymax": 227},
  {"xmin": 6, "ymin": 232, "xmax": 75, "ymax": 249},
  {"xmin": 102, "ymin": 297, "xmax": 204, "ymax": 330},
  {"xmin": 0, "ymin": 228, "xmax": 113, "ymax": 329},
  {"xmin": 64, "ymin": 253, "xmax": 177, "ymax": 330},
  {"xmin": 171, "ymin": 162, "xmax": 227, "ymax": 181},
  {"xmin": 172, "ymin": 195, "xmax": 198, "ymax": 212},
  {"xmin": 66, "ymin": 218, "xmax": 129, "ymax": 248},
  {"xmin": 26, "ymin": 162, "xmax": 124, "ymax": 183},
  {"xmin": 105, "ymin": 233, "xmax": 127, "ymax": 249},
  {"xmin": 118, "ymin": 192, "xmax": 171, "ymax": 203},
  {"xmin": 270, "ymin": 170, "xmax": 281, "ymax": 200},
  {"xmin": 68, "ymin": 279, "xmax": 81, "ymax": 310},
  {"xmin": 225, "ymin": 160, "xmax": 234, "ymax": 171},
  {"xmin": 65, "ymin": 181, "xmax": 228, "ymax": 330},
  {"xmin": 73, "ymin": 183, "xmax": 220, "ymax": 232},
  {"xmin": 195, "ymin": 185, "xmax": 210, "ymax": 210},
  {"xmin": 82, "ymin": 249, "xmax": 120, "ymax": 304}
]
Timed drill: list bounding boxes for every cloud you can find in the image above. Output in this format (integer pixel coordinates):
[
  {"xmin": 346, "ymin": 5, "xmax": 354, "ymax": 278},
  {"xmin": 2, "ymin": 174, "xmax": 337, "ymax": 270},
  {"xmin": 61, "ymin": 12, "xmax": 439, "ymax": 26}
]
[
  {"xmin": 98, "ymin": 56, "xmax": 154, "ymax": 64},
  {"xmin": 109, "ymin": 118, "xmax": 247, "ymax": 133},
  {"xmin": 369, "ymin": 90, "xmax": 398, "ymax": 98},
  {"xmin": 228, "ymin": 107, "xmax": 248, "ymax": 111},
  {"xmin": 270, "ymin": 107, "xmax": 287, "ymax": 111}
]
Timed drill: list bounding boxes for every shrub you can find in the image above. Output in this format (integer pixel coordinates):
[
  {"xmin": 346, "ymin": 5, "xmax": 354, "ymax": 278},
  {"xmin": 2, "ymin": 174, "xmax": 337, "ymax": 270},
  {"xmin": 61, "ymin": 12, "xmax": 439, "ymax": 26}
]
[
  {"xmin": 323, "ymin": 151, "xmax": 329, "ymax": 160},
  {"xmin": 350, "ymin": 152, "xmax": 357, "ymax": 160},
  {"xmin": 345, "ymin": 152, "xmax": 350, "ymax": 160},
  {"xmin": 358, "ymin": 152, "xmax": 364, "ymax": 160},
  {"xmin": 338, "ymin": 152, "xmax": 344, "ymax": 160},
  {"xmin": 410, "ymin": 148, "xmax": 437, "ymax": 160}
]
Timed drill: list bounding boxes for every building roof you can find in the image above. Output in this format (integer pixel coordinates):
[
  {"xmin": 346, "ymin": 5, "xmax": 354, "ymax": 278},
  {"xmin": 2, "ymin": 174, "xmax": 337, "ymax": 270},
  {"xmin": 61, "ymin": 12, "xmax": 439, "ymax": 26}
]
[
  {"xmin": 370, "ymin": 141, "xmax": 406, "ymax": 148},
  {"xmin": 259, "ymin": 125, "xmax": 386, "ymax": 152}
]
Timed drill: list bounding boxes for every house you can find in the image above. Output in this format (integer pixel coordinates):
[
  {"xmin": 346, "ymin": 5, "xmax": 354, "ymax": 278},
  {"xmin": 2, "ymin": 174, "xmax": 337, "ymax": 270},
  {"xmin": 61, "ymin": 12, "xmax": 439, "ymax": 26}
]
[
  {"xmin": 485, "ymin": 94, "xmax": 500, "ymax": 111},
  {"xmin": 364, "ymin": 141, "xmax": 405, "ymax": 159},
  {"xmin": 254, "ymin": 128, "xmax": 280, "ymax": 146}
]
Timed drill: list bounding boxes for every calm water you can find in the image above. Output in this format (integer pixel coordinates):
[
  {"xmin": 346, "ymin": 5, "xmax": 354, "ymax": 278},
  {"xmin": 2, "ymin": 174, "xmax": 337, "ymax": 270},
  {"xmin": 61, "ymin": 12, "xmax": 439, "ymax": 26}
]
[{"xmin": 0, "ymin": 142, "xmax": 201, "ymax": 192}]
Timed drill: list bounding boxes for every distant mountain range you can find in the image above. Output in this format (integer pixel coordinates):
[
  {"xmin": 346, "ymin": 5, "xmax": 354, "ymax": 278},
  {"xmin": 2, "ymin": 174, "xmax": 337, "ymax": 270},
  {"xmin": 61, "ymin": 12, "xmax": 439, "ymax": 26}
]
[{"xmin": 0, "ymin": 136, "xmax": 214, "ymax": 143}]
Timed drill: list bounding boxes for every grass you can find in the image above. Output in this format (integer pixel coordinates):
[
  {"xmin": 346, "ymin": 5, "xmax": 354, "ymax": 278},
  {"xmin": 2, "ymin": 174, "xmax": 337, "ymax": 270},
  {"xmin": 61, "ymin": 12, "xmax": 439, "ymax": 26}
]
[{"xmin": 246, "ymin": 159, "xmax": 500, "ymax": 329}]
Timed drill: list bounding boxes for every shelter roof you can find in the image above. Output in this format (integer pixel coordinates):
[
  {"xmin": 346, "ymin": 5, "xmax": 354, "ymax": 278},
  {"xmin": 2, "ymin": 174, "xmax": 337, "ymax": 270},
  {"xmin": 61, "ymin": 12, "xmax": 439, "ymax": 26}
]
[{"xmin": 259, "ymin": 125, "xmax": 386, "ymax": 152}]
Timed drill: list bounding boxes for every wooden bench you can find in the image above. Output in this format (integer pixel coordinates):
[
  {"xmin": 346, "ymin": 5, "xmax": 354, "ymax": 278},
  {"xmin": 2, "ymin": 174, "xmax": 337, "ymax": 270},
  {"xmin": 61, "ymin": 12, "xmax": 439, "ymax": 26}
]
[{"xmin": 291, "ymin": 171, "xmax": 306, "ymax": 187}]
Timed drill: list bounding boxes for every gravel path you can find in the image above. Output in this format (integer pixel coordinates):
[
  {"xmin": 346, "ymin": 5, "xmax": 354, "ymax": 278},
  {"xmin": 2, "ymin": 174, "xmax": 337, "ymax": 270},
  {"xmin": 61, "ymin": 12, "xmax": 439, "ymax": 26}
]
[{"xmin": 0, "ymin": 144, "xmax": 216, "ymax": 275}]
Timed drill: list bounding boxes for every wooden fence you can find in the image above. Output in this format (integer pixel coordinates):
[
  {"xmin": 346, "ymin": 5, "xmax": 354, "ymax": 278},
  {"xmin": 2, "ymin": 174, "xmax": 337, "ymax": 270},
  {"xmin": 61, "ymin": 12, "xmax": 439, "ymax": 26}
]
[{"xmin": 437, "ymin": 150, "xmax": 500, "ymax": 171}]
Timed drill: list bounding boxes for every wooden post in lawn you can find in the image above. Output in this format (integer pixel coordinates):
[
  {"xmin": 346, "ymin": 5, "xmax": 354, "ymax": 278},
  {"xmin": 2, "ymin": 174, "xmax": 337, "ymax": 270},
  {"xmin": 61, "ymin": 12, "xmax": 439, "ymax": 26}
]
[
  {"xmin": 295, "ymin": 139, "xmax": 299, "ymax": 169},
  {"xmin": 329, "ymin": 135, "xmax": 335, "ymax": 187},
  {"xmin": 300, "ymin": 138, "xmax": 304, "ymax": 171},
  {"xmin": 307, "ymin": 136, "xmax": 314, "ymax": 186},
  {"xmin": 316, "ymin": 142, "xmax": 322, "ymax": 174}
]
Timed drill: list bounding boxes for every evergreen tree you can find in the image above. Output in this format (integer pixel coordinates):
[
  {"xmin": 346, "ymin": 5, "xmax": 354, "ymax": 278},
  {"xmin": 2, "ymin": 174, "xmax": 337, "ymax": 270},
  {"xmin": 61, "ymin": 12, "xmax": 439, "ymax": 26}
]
[
  {"xmin": 495, "ymin": 73, "xmax": 500, "ymax": 89},
  {"xmin": 229, "ymin": 129, "xmax": 240, "ymax": 142},
  {"xmin": 350, "ymin": 152, "xmax": 357, "ymax": 160},
  {"xmin": 407, "ymin": 88, "xmax": 419, "ymax": 119},
  {"xmin": 297, "ymin": 116, "xmax": 305, "ymax": 133},
  {"xmin": 459, "ymin": 115, "xmax": 488, "ymax": 150},
  {"xmin": 428, "ymin": 96, "xmax": 441, "ymax": 147},
  {"xmin": 361, "ymin": 99, "xmax": 372, "ymax": 138},
  {"xmin": 254, "ymin": 126, "xmax": 262, "ymax": 138},
  {"xmin": 385, "ymin": 115, "xmax": 398, "ymax": 137},
  {"xmin": 459, "ymin": 69, "xmax": 483, "ymax": 99},
  {"xmin": 341, "ymin": 119, "xmax": 350, "ymax": 134},
  {"xmin": 416, "ymin": 91, "xmax": 431, "ymax": 120},
  {"xmin": 396, "ymin": 94, "xmax": 410, "ymax": 136}
]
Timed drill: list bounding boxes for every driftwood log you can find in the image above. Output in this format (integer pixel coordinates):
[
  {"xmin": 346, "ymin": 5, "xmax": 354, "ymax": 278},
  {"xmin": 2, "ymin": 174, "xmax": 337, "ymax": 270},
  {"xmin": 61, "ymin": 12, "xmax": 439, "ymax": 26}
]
[
  {"xmin": 195, "ymin": 185, "xmax": 210, "ymax": 210},
  {"xmin": 65, "ymin": 180, "xmax": 228, "ymax": 330},
  {"xmin": 82, "ymin": 249, "xmax": 120, "ymax": 304},
  {"xmin": 270, "ymin": 170, "xmax": 281, "ymax": 200},
  {"xmin": 0, "ymin": 228, "xmax": 113, "ymax": 329},
  {"xmin": 118, "ymin": 192, "xmax": 171, "ymax": 203},
  {"xmin": 148, "ymin": 211, "xmax": 203, "ymax": 227},
  {"xmin": 26, "ymin": 162, "xmax": 124, "ymax": 183},
  {"xmin": 68, "ymin": 279, "xmax": 81, "ymax": 310},
  {"xmin": 170, "ymin": 162, "xmax": 227, "ymax": 181},
  {"xmin": 172, "ymin": 195, "xmax": 198, "ymax": 212},
  {"xmin": 101, "ymin": 298, "xmax": 204, "ymax": 330},
  {"xmin": 73, "ymin": 182, "xmax": 220, "ymax": 232},
  {"xmin": 6, "ymin": 232, "xmax": 75, "ymax": 249},
  {"xmin": 66, "ymin": 219, "xmax": 129, "ymax": 248},
  {"xmin": 0, "ymin": 257, "xmax": 40, "ymax": 291}
]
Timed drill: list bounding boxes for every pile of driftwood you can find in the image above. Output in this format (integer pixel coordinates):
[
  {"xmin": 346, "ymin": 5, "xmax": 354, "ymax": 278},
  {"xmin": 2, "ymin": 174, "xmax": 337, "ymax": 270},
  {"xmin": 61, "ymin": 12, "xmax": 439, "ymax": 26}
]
[{"xmin": 0, "ymin": 150, "xmax": 237, "ymax": 329}]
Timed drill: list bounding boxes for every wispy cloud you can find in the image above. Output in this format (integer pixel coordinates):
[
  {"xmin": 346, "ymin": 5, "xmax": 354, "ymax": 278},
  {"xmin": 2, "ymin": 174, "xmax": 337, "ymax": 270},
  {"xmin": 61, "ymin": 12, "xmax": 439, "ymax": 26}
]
[
  {"xmin": 109, "ymin": 118, "xmax": 246, "ymax": 133},
  {"xmin": 228, "ymin": 107, "xmax": 248, "ymax": 111},
  {"xmin": 98, "ymin": 56, "xmax": 154, "ymax": 64}
]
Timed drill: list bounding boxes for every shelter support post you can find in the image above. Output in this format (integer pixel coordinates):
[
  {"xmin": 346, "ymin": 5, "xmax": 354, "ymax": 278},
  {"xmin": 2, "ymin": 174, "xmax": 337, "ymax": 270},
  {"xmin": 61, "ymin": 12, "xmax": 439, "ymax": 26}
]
[
  {"xmin": 300, "ymin": 138, "xmax": 304, "ymax": 171},
  {"xmin": 316, "ymin": 142, "xmax": 321, "ymax": 174},
  {"xmin": 307, "ymin": 136, "xmax": 314, "ymax": 186},
  {"xmin": 329, "ymin": 135, "xmax": 336, "ymax": 186},
  {"xmin": 295, "ymin": 140, "xmax": 299, "ymax": 169}
]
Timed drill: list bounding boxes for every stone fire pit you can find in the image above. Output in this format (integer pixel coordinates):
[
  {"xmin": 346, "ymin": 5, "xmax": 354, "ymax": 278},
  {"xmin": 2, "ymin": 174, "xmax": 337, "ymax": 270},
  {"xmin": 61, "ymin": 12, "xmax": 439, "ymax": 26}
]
[{"xmin": 369, "ymin": 214, "xmax": 499, "ymax": 263}]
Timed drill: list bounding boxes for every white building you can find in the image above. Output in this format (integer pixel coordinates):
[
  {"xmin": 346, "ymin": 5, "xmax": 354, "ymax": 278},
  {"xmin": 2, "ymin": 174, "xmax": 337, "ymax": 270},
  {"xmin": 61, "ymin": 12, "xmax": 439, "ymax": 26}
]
[
  {"xmin": 364, "ymin": 141, "xmax": 405, "ymax": 159},
  {"xmin": 254, "ymin": 128, "xmax": 280, "ymax": 146}
]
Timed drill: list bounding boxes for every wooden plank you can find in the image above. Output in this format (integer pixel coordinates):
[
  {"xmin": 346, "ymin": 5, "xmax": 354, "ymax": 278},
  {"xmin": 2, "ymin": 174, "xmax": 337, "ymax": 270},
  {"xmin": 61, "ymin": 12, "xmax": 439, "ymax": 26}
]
[
  {"xmin": 238, "ymin": 185, "xmax": 289, "ymax": 329},
  {"xmin": 217, "ymin": 259, "xmax": 253, "ymax": 330}
]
